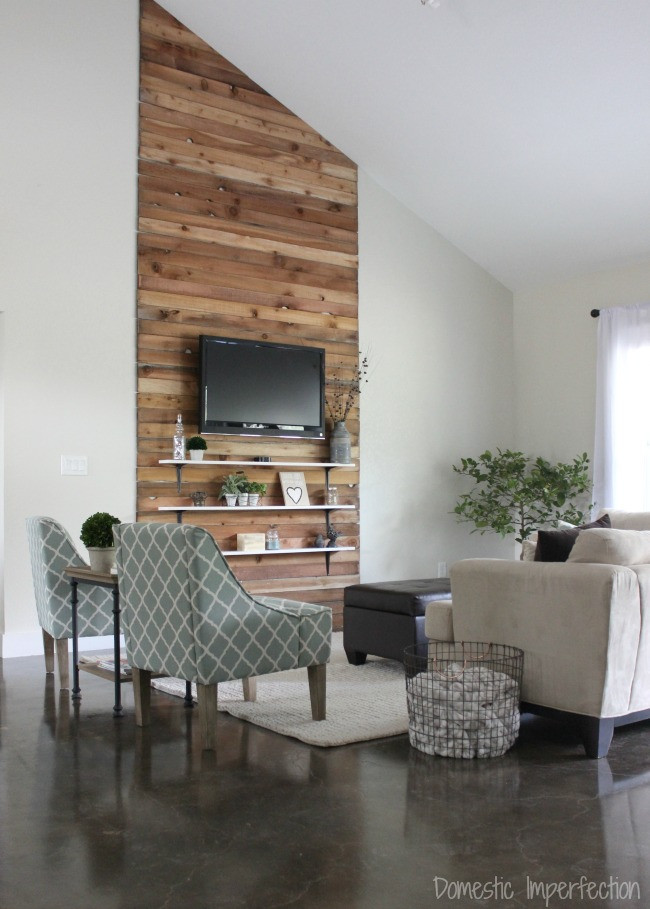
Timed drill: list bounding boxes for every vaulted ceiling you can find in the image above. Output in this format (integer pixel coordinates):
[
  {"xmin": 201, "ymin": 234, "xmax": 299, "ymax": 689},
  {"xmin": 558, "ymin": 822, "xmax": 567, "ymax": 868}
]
[{"xmin": 158, "ymin": 0, "xmax": 650, "ymax": 292}]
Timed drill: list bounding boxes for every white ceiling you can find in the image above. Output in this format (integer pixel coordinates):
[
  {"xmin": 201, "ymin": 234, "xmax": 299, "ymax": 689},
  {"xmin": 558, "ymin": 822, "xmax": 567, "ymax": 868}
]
[{"xmin": 159, "ymin": 0, "xmax": 650, "ymax": 292}]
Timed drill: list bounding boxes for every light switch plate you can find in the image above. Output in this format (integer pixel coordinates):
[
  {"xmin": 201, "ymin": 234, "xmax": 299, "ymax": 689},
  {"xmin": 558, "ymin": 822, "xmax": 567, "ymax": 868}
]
[{"xmin": 61, "ymin": 455, "xmax": 88, "ymax": 476}]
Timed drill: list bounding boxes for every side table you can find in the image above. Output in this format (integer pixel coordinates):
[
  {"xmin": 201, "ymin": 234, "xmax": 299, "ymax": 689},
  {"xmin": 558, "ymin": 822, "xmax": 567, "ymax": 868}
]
[
  {"xmin": 64, "ymin": 565, "xmax": 123, "ymax": 716},
  {"xmin": 63, "ymin": 565, "xmax": 194, "ymax": 716}
]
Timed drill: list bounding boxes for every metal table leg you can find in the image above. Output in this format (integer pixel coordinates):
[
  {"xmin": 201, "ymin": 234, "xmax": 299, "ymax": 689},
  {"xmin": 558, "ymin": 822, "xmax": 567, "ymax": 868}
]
[
  {"xmin": 71, "ymin": 579, "xmax": 81, "ymax": 701},
  {"xmin": 112, "ymin": 583, "xmax": 123, "ymax": 717}
]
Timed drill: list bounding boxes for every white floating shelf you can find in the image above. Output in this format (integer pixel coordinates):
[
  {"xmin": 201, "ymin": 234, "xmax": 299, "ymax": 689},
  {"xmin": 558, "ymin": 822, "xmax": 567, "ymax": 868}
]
[
  {"xmin": 222, "ymin": 546, "xmax": 356, "ymax": 556},
  {"xmin": 158, "ymin": 505, "xmax": 356, "ymax": 513},
  {"xmin": 159, "ymin": 459, "xmax": 356, "ymax": 468}
]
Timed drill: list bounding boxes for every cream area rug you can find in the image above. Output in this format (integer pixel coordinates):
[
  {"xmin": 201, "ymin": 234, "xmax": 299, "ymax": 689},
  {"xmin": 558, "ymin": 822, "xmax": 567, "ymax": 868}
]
[{"xmin": 151, "ymin": 633, "xmax": 409, "ymax": 747}]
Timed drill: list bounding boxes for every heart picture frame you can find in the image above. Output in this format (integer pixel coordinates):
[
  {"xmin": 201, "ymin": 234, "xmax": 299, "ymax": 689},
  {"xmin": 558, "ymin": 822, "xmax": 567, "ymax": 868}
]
[{"xmin": 279, "ymin": 471, "xmax": 311, "ymax": 507}]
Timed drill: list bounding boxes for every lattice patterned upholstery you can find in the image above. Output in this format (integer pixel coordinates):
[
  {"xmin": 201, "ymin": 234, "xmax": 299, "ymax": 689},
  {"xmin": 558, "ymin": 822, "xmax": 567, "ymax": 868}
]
[
  {"xmin": 114, "ymin": 523, "xmax": 332, "ymax": 686},
  {"xmin": 26, "ymin": 516, "xmax": 114, "ymax": 640}
]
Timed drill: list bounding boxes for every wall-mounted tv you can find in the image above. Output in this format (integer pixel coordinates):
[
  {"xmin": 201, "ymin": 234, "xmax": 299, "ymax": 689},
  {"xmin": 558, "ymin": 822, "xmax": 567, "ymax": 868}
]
[{"xmin": 198, "ymin": 335, "xmax": 326, "ymax": 439}]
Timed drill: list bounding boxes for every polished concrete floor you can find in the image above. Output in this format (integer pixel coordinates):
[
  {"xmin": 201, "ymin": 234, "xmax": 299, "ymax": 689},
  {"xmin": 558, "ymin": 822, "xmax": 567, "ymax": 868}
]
[{"xmin": 2, "ymin": 655, "xmax": 650, "ymax": 909}]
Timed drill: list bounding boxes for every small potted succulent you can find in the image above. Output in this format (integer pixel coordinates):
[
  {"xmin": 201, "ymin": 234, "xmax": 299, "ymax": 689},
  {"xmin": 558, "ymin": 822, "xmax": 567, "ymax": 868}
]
[
  {"xmin": 186, "ymin": 435, "xmax": 208, "ymax": 461},
  {"xmin": 80, "ymin": 511, "xmax": 121, "ymax": 573},
  {"xmin": 245, "ymin": 480, "xmax": 267, "ymax": 507},
  {"xmin": 220, "ymin": 473, "xmax": 246, "ymax": 507}
]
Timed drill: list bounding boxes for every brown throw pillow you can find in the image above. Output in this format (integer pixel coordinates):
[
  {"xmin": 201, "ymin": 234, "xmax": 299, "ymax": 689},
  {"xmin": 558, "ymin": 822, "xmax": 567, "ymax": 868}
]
[{"xmin": 534, "ymin": 514, "xmax": 611, "ymax": 562}]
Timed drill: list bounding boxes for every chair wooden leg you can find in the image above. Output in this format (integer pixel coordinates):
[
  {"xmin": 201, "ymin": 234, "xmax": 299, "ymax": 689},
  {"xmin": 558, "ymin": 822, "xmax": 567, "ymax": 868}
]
[
  {"xmin": 56, "ymin": 638, "xmax": 70, "ymax": 690},
  {"xmin": 308, "ymin": 663, "xmax": 326, "ymax": 721},
  {"xmin": 43, "ymin": 630, "xmax": 55, "ymax": 674},
  {"xmin": 242, "ymin": 677, "xmax": 257, "ymax": 701},
  {"xmin": 197, "ymin": 682, "xmax": 218, "ymax": 751},
  {"xmin": 132, "ymin": 668, "xmax": 152, "ymax": 727}
]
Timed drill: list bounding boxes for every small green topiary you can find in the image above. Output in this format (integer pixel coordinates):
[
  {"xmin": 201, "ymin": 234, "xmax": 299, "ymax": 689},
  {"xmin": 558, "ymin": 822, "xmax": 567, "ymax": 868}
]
[
  {"xmin": 80, "ymin": 512, "xmax": 121, "ymax": 549},
  {"xmin": 186, "ymin": 435, "xmax": 208, "ymax": 451}
]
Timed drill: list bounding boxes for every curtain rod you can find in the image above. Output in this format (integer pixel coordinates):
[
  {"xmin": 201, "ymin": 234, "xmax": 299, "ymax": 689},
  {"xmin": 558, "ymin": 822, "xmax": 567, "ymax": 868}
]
[{"xmin": 591, "ymin": 309, "xmax": 600, "ymax": 318}]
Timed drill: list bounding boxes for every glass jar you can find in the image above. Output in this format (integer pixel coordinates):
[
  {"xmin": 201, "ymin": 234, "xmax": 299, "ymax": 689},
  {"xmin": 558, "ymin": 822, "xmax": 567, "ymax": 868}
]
[
  {"xmin": 265, "ymin": 525, "xmax": 280, "ymax": 550},
  {"xmin": 326, "ymin": 486, "xmax": 338, "ymax": 506}
]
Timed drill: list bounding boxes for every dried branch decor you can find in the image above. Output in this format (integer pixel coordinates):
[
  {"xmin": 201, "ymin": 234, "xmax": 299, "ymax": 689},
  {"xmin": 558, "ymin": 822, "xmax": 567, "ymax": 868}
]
[{"xmin": 326, "ymin": 354, "xmax": 369, "ymax": 423}]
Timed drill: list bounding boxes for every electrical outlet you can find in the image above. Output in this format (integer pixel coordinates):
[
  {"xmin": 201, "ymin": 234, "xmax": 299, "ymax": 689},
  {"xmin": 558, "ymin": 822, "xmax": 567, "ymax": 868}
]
[
  {"xmin": 61, "ymin": 455, "xmax": 88, "ymax": 476},
  {"xmin": 437, "ymin": 561, "xmax": 448, "ymax": 578}
]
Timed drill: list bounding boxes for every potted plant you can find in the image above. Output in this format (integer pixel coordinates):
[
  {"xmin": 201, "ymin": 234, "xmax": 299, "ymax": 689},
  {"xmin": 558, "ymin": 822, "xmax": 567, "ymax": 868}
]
[
  {"xmin": 245, "ymin": 480, "xmax": 267, "ymax": 506},
  {"xmin": 452, "ymin": 449, "xmax": 592, "ymax": 544},
  {"xmin": 186, "ymin": 435, "xmax": 208, "ymax": 461},
  {"xmin": 80, "ymin": 511, "xmax": 121, "ymax": 573},
  {"xmin": 220, "ymin": 473, "xmax": 246, "ymax": 507}
]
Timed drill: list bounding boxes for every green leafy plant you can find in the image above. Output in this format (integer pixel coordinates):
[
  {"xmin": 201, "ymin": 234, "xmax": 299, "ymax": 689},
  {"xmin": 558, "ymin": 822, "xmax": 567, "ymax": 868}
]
[
  {"xmin": 186, "ymin": 435, "xmax": 207, "ymax": 451},
  {"xmin": 245, "ymin": 480, "xmax": 267, "ymax": 496},
  {"xmin": 219, "ymin": 473, "xmax": 247, "ymax": 498},
  {"xmin": 452, "ymin": 449, "xmax": 592, "ymax": 543},
  {"xmin": 80, "ymin": 512, "xmax": 121, "ymax": 549}
]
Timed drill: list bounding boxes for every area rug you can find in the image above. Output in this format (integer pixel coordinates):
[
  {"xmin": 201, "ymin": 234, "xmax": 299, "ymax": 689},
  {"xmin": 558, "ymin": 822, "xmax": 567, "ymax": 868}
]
[{"xmin": 151, "ymin": 633, "xmax": 409, "ymax": 747}]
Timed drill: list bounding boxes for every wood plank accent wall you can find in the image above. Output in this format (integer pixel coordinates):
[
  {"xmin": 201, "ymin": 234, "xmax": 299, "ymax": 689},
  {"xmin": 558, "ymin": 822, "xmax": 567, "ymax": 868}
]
[{"xmin": 136, "ymin": 0, "xmax": 359, "ymax": 627}]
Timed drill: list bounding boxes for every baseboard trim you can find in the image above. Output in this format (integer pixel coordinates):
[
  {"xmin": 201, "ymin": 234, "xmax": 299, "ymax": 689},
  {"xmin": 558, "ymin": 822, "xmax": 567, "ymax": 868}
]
[{"xmin": 1, "ymin": 632, "xmax": 124, "ymax": 659}]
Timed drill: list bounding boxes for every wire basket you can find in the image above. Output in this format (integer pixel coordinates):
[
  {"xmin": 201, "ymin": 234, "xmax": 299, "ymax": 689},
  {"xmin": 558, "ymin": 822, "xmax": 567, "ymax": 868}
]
[{"xmin": 404, "ymin": 642, "xmax": 524, "ymax": 759}]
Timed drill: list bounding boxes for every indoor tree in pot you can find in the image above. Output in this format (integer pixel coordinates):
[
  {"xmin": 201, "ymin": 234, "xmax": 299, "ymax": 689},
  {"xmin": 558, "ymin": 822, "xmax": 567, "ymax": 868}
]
[
  {"xmin": 186, "ymin": 435, "xmax": 208, "ymax": 461},
  {"xmin": 452, "ymin": 449, "xmax": 592, "ymax": 544},
  {"xmin": 80, "ymin": 511, "xmax": 121, "ymax": 573}
]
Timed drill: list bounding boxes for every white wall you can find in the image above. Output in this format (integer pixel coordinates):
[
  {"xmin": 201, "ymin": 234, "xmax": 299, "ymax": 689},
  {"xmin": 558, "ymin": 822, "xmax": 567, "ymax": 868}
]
[
  {"xmin": 1, "ymin": 3, "xmax": 518, "ymax": 655},
  {"xmin": 513, "ymin": 262, "xmax": 650, "ymax": 475},
  {"xmin": 1, "ymin": 0, "xmax": 139, "ymax": 655},
  {"xmin": 358, "ymin": 174, "xmax": 516, "ymax": 581}
]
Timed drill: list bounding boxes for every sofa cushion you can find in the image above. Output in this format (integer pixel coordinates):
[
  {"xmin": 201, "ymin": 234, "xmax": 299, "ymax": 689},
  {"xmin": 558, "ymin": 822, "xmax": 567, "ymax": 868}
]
[
  {"xmin": 598, "ymin": 510, "xmax": 650, "ymax": 531},
  {"xmin": 568, "ymin": 528, "xmax": 650, "ymax": 566},
  {"xmin": 535, "ymin": 514, "xmax": 611, "ymax": 562},
  {"xmin": 424, "ymin": 600, "xmax": 454, "ymax": 641},
  {"xmin": 522, "ymin": 522, "xmax": 576, "ymax": 560}
]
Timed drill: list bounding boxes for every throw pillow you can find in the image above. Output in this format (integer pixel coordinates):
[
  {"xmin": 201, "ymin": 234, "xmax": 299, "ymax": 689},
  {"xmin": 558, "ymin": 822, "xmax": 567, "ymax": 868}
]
[
  {"xmin": 534, "ymin": 514, "xmax": 611, "ymax": 563},
  {"xmin": 521, "ymin": 535, "xmax": 537, "ymax": 561},
  {"xmin": 521, "ymin": 524, "xmax": 573, "ymax": 560},
  {"xmin": 568, "ymin": 528, "xmax": 650, "ymax": 565}
]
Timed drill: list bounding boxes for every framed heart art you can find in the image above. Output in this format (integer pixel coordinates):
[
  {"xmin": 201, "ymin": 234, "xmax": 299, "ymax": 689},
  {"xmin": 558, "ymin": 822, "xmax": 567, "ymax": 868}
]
[{"xmin": 279, "ymin": 472, "xmax": 311, "ymax": 507}]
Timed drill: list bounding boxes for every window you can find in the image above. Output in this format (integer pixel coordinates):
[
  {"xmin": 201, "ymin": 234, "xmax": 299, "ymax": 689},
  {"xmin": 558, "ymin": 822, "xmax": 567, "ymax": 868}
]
[{"xmin": 593, "ymin": 303, "xmax": 650, "ymax": 510}]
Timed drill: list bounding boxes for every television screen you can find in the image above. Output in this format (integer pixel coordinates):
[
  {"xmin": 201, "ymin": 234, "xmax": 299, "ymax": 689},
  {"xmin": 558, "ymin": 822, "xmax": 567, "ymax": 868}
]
[{"xmin": 199, "ymin": 335, "xmax": 325, "ymax": 438}]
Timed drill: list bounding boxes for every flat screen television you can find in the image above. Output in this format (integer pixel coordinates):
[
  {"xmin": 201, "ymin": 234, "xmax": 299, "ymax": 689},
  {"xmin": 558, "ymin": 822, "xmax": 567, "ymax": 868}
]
[{"xmin": 198, "ymin": 335, "xmax": 326, "ymax": 439}]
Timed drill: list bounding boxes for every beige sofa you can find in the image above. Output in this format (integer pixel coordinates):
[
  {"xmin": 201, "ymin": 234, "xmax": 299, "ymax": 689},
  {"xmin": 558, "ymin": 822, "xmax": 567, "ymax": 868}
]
[{"xmin": 426, "ymin": 511, "xmax": 650, "ymax": 757}]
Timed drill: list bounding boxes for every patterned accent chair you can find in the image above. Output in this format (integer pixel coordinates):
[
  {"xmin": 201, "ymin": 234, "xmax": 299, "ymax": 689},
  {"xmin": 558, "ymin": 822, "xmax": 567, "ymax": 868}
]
[
  {"xmin": 26, "ymin": 516, "xmax": 115, "ymax": 688},
  {"xmin": 114, "ymin": 523, "xmax": 332, "ymax": 750}
]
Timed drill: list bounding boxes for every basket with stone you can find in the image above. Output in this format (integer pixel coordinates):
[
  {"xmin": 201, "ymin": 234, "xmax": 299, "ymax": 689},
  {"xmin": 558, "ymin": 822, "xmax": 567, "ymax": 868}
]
[{"xmin": 403, "ymin": 641, "xmax": 523, "ymax": 759}]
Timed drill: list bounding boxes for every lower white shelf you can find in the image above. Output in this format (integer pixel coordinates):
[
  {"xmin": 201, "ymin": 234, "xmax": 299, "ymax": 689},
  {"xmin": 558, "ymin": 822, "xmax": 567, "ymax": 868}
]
[
  {"xmin": 158, "ymin": 505, "xmax": 355, "ymax": 513},
  {"xmin": 222, "ymin": 546, "xmax": 356, "ymax": 556}
]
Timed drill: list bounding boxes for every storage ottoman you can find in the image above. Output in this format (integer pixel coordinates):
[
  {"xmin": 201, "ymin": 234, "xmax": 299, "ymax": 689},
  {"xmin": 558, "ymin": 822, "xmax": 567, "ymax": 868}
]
[{"xmin": 343, "ymin": 578, "xmax": 452, "ymax": 665}]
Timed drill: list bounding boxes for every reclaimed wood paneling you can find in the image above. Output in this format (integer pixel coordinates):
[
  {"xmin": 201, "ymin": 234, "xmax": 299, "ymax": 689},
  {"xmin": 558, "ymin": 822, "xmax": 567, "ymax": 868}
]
[{"xmin": 137, "ymin": 0, "xmax": 359, "ymax": 627}]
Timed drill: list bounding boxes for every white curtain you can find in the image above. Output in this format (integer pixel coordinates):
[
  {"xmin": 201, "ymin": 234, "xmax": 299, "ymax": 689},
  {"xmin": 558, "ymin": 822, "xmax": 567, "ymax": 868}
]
[{"xmin": 593, "ymin": 302, "xmax": 650, "ymax": 511}]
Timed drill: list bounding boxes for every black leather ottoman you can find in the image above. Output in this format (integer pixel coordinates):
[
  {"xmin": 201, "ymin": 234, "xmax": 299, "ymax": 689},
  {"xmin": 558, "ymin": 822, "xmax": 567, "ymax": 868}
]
[{"xmin": 343, "ymin": 578, "xmax": 452, "ymax": 665}]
